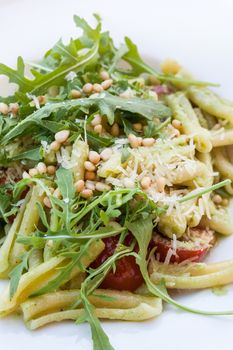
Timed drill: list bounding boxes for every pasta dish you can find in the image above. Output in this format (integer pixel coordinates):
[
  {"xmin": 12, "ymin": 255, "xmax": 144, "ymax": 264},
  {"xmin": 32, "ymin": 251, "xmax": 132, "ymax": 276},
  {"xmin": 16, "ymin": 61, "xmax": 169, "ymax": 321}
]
[{"xmin": 0, "ymin": 15, "xmax": 233, "ymax": 350}]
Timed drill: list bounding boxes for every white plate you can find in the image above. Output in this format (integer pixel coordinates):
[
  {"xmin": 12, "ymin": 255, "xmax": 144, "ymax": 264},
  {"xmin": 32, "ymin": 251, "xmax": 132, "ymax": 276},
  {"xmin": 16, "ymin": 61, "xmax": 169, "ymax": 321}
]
[{"xmin": 0, "ymin": 0, "xmax": 233, "ymax": 349}]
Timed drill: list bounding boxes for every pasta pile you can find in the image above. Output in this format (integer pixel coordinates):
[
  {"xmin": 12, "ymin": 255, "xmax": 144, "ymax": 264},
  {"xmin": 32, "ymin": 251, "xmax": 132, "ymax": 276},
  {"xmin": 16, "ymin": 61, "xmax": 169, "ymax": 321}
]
[{"xmin": 0, "ymin": 15, "xmax": 233, "ymax": 350}]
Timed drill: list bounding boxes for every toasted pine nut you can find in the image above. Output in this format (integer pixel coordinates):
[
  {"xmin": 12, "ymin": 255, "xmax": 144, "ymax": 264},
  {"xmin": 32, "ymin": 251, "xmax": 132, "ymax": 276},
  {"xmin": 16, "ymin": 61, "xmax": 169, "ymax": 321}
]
[
  {"xmin": 111, "ymin": 123, "xmax": 120, "ymax": 137},
  {"xmin": 88, "ymin": 151, "xmax": 100, "ymax": 164},
  {"xmin": 156, "ymin": 177, "xmax": 166, "ymax": 192},
  {"xmin": 101, "ymin": 79, "xmax": 113, "ymax": 90},
  {"xmin": 100, "ymin": 148, "xmax": 112, "ymax": 161},
  {"xmin": 84, "ymin": 161, "xmax": 96, "ymax": 172},
  {"xmin": 212, "ymin": 194, "xmax": 222, "ymax": 205},
  {"xmin": 95, "ymin": 182, "xmax": 111, "ymax": 192},
  {"xmin": 100, "ymin": 70, "xmax": 110, "ymax": 81},
  {"xmin": 70, "ymin": 89, "xmax": 81, "ymax": 99},
  {"xmin": 85, "ymin": 171, "xmax": 96, "ymax": 181},
  {"xmin": 75, "ymin": 180, "xmax": 85, "ymax": 193},
  {"xmin": 47, "ymin": 165, "xmax": 56, "ymax": 175},
  {"xmin": 85, "ymin": 180, "xmax": 96, "ymax": 191},
  {"xmin": 48, "ymin": 86, "xmax": 59, "ymax": 97},
  {"xmin": 93, "ymin": 83, "xmax": 104, "ymax": 93},
  {"xmin": 142, "ymin": 138, "xmax": 155, "ymax": 147},
  {"xmin": 172, "ymin": 119, "xmax": 182, "ymax": 130},
  {"xmin": 54, "ymin": 188, "xmax": 62, "ymax": 199},
  {"xmin": 222, "ymin": 198, "xmax": 229, "ymax": 207},
  {"xmin": 128, "ymin": 134, "xmax": 141, "ymax": 148},
  {"xmin": 0, "ymin": 102, "xmax": 9, "ymax": 115},
  {"xmin": 37, "ymin": 96, "xmax": 46, "ymax": 105},
  {"xmin": 94, "ymin": 124, "xmax": 103, "ymax": 134},
  {"xmin": 22, "ymin": 171, "xmax": 31, "ymax": 179},
  {"xmin": 9, "ymin": 102, "xmax": 19, "ymax": 115},
  {"xmin": 141, "ymin": 177, "xmax": 151, "ymax": 189},
  {"xmin": 29, "ymin": 168, "xmax": 39, "ymax": 177},
  {"xmin": 83, "ymin": 83, "xmax": 93, "ymax": 94},
  {"xmin": 133, "ymin": 123, "xmax": 143, "ymax": 132},
  {"xmin": 91, "ymin": 114, "xmax": 102, "ymax": 126},
  {"xmin": 80, "ymin": 189, "xmax": 93, "ymax": 199},
  {"xmin": 36, "ymin": 162, "xmax": 47, "ymax": 174},
  {"xmin": 55, "ymin": 130, "xmax": 70, "ymax": 144},
  {"xmin": 50, "ymin": 141, "xmax": 61, "ymax": 152}
]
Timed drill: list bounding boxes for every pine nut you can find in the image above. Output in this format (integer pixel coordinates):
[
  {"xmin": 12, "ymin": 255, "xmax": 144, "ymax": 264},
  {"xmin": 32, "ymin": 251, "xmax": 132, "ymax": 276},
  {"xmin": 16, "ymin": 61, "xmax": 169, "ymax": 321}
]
[
  {"xmin": 100, "ymin": 70, "xmax": 110, "ymax": 81},
  {"xmin": 141, "ymin": 177, "xmax": 151, "ymax": 189},
  {"xmin": 91, "ymin": 114, "xmax": 102, "ymax": 126},
  {"xmin": 22, "ymin": 171, "xmax": 31, "ymax": 179},
  {"xmin": 172, "ymin": 119, "xmax": 182, "ymax": 130},
  {"xmin": 80, "ymin": 189, "xmax": 93, "ymax": 199},
  {"xmin": 54, "ymin": 188, "xmax": 62, "ymax": 199},
  {"xmin": 29, "ymin": 168, "xmax": 38, "ymax": 177},
  {"xmin": 128, "ymin": 134, "xmax": 141, "ymax": 148},
  {"xmin": 94, "ymin": 124, "xmax": 102, "ymax": 134},
  {"xmin": 212, "ymin": 194, "xmax": 222, "ymax": 204},
  {"xmin": 55, "ymin": 130, "xmax": 70, "ymax": 143},
  {"xmin": 133, "ymin": 123, "xmax": 143, "ymax": 132},
  {"xmin": 93, "ymin": 83, "xmax": 104, "ymax": 93},
  {"xmin": 48, "ymin": 86, "xmax": 59, "ymax": 97},
  {"xmin": 95, "ymin": 182, "xmax": 111, "ymax": 192},
  {"xmin": 37, "ymin": 95, "xmax": 46, "ymax": 105},
  {"xmin": 89, "ymin": 151, "xmax": 100, "ymax": 164},
  {"xmin": 101, "ymin": 79, "xmax": 113, "ymax": 90},
  {"xmin": 142, "ymin": 138, "xmax": 155, "ymax": 147},
  {"xmin": 85, "ymin": 171, "xmax": 96, "ymax": 181},
  {"xmin": 156, "ymin": 177, "xmax": 166, "ymax": 192},
  {"xmin": 50, "ymin": 141, "xmax": 61, "ymax": 152},
  {"xmin": 222, "ymin": 198, "xmax": 229, "ymax": 207},
  {"xmin": 70, "ymin": 89, "xmax": 81, "ymax": 99},
  {"xmin": 9, "ymin": 102, "xmax": 19, "ymax": 115},
  {"xmin": 47, "ymin": 165, "xmax": 56, "ymax": 175},
  {"xmin": 43, "ymin": 196, "xmax": 52, "ymax": 208},
  {"xmin": 0, "ymin": 102, "xmax": 9, "ymax": 115},
  {"xmin": 85, "ymin": 180, "xmax": 96, "ymax": 191},
  {"xmin": 36, "ymin": 162, "xmax": 47, "ymax": 174},
  {"xmin": 75, "ymin": 180, "xmax": 85, "ymax": 193},
  {"xmin": 84, "ymin": 161, "xmax": 96, "ymax": 171},
  {"xmin": 111, "ymin": 123, "xmax": 120, "ymax": 137},
  {"xmin": 83, "ymin": 83, "xmax": 93, "ymax": 94},
  {"xmin": 100, "ymin": 148, "xmax": 112, "ymax": 161}
]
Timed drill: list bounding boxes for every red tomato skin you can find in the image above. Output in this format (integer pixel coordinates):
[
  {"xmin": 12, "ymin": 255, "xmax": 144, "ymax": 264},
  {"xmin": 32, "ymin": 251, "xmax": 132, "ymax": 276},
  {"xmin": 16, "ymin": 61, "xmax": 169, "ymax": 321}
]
[
  {"xmin": 92, "ymin": 235, "xmax": 143, "ymax": 292},
  {"xmin": 154, "ymin": 239, "xmax": 208, "ymax": 263}
]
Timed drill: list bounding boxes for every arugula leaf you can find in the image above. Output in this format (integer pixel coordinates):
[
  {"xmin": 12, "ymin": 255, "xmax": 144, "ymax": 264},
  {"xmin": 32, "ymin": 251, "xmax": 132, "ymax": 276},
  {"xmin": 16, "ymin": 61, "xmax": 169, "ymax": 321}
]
[
  {"xmin": 0, "ymin": 57, "xmax": 34, "ymax": 93},
  {"xmin": 144, "ymin": 118, "xmax": 171, "ymax": 138},
  {"xmin": 0, "ymin": 16, "xmax": 101, "ymax": 98},
  {"xmin": 9, "ymin": 250, "xmax": 31, "ymax": 299},
  {"xmin": 80, "ymin": 294, "xmax": 115, "ymax": 350},
  {"xmin": 56, "ymin": 167, "xmax": 75, "ymax": 201},
  {"xmin": 0, "ymin": 191, "xmax": 12, "ymax": 220},
  {"xmin": 123, "ymin": 37, "xmax": 157, "ymax": 76},
  {"xmin": 123, "ymin": 37, "xmax": 219, "ymax": 87},
  {"xmin": 1, "ymin": 92, "xmax": 170, "ymax": 144},
  {"xmin": 11, "ymin": 147, "xmax": 42, "ymax": 161},
  {"xmin": 87, "ymin": 130, "xmax": 114, "ymax": 150}
]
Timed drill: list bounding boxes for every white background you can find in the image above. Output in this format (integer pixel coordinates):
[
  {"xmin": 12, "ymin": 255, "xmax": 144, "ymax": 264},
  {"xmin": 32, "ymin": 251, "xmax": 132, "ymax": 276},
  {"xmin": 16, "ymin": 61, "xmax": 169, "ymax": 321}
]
[{"xmin": 0, "ymin": 0, "xmax": 233, "ymax": 349}]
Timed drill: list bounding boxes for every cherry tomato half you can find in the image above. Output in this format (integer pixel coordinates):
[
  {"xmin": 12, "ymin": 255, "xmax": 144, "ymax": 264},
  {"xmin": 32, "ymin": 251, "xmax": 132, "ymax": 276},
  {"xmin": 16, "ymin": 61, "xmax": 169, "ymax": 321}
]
[
  {"xmin": 153, "ymin": 228, "xmax": 215, "ymax": 264},
  {"xmin": 91, "ymin": 235, "xmax": 144, "ymax": 292}
]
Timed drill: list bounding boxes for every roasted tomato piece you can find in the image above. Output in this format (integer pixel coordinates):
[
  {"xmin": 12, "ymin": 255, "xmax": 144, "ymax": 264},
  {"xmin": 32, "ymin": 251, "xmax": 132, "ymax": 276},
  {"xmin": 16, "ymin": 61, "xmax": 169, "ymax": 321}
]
[
  {"xmin": 91, "ymin": 234, "xmax": 143, "ymax": 292},
  {"xmin": 153, "ymin": 228, "xmax": 216, "ymax": 264}
]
